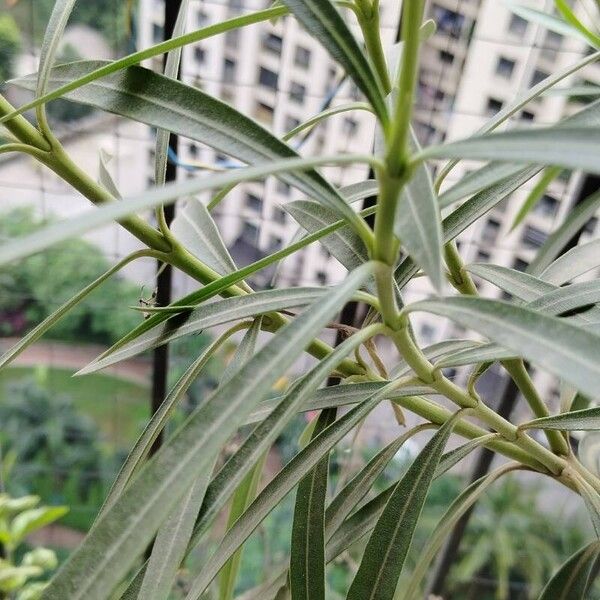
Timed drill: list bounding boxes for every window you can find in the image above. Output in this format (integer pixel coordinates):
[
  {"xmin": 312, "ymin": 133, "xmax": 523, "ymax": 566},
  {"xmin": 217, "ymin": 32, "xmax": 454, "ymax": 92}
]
[
  {"xmin": 152, "ymin": 23, "xmax": 163, "ymax": 43},
  {"xmin": 255, "ymin": 101, "xmax": 274, "ymax": 124},
  {"xmin": 289, "ymin": 81, "xmax": 306, "ymax": 104},
  {"xmin": 242, "ymin": 222, "xmax": 259, "ymax": 243},
  {"xmin": 420, "ymin": 324, "xmax": 436, "ymax": 344},
  {"xmin": 486, "ymin": 97, "xmax": 503, "ymax": 116},
  {"xmin": 223, "ymin": 58, "xmax": 236, "ymax": 83},
  {"xmin": 513, "ymin": 257, "xmax": 529, "ymax": 272},
  {"xmin": 482, "ymin": 219, "xmax": 501, "ymax": 243},
  {"xmin": 534, "ymin": 194, "xmax": 558, "ymax": 218},
  {"xmin": 196, "ymin": 10, "xmax": 208, "ymax": 27},
  {"xmin": 285, "ymin": 115, "xmax": 300, "ymax": 131},
  {"xmin": 431, "ymin": 4, "xmax": 465, "ymax": 38},
  {"xmin": 316, "ymin": 271, "xmax": 328, "ymax": 285},
  {"xmin": 521, "ymin": 110, "xmax": 535, "ymax": 122},
  {"xmin": 245, "ymin": 193, "xmax": 262, "ymax": 212},
  {"xmin": 477, "ymin": 250, "xmax": 491, "ymax": 262},
  {"xmin": 439, "ymin": 49, "xmax": 454, "ymax": 64},
  {"xmin": 585, "ymin": 216, "xmax": 598, "ymax": 235},
  {"xmin": 263, "ymin": 33, "xmax": 283, "ymax": 55},
  {"xmin": 508, "ymin": 14, "xmax": 528, "ymax": 36},
  {"xmin": 496, "ymin": 56, "xmax": 515, "ymax": 79},
  {"xmin": 277, "ymin": 180, "xmax": 291, "ymax": 196},
  {"xmin": 521, "ymin": 225, "xmax": 548, "ymax": 249},
  {"xmin": 273, "ymin": 207, "xmax": 287, "ymax": 224},
  {"xmin": 258, "ymin": 67, "xmax": 278, "ymax": 90},
  {"xmin": 542, "ymin": 30, "xmax": 563, "ymax": 58},
  {"xmin": 294, "ymin": 46, "xmax": 311, "ymax": 68},
  {"xmin": 194, "ymin": 46, "xmax": 206, "ymax": 63},
  {"xmin": 530, "ymin": 69, "xmax": 549, "ymax": 87},
  {"xmin": 269, "ymin": 235, "xmax": 283, "ymax": 251},
  {"xmin": 188, "ymin": 144, "xmax": 198, "ymax": 158},
  {"xmin": 343, "ymin": 118, "xmax": 359, "ymax": 136}
]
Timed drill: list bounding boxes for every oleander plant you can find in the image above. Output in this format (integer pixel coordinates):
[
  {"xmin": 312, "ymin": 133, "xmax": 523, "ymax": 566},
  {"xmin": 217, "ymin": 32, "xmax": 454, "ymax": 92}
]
[{"xmin": 1, "ymin": 0, "xmax": 600, "ymax": 598}]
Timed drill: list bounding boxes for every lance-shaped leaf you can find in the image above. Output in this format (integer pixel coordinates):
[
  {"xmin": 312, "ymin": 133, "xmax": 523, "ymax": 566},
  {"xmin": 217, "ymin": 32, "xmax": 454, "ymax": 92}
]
[
  {"xmin": 98, "ymin": 149, "xmax": 121, "ymax": 198},
  {"xmin": 420, "ymin": 127, "xmax": 600, "ymax": 175},
  {"xmin": 42, "ymin": 263, "xmax": 373, "ymax": 600},
  {"xmin": 539, "ymin": 541, "xmax": 600, "ymax": 600},
  {"xmin": 528, "ymin": 280, "xmax": 600, "ymax": 316},
  {"xmin": 325, "ymin": 424, "xmax": 434, "ymax": 538},
  {"xmin": 406, "ymin": 297, "xmax": 600, "ymax": 399},
  {"xmin": 529, "ymin": 189, "xmax": 600, "ymax": 275},
  {"xmin": 438, "ymin": 162, "xmax": 525, "ymax": 208},
  {"xmin": 139, "ymin": 468, "xmax": 213, "ymax": 600},
  {"xmin": 394, "ymin": 132, "xmax": 444, "ymax": 292},
  {"xmin": 290, "ymin": 408, "xmax": 336, "ymax": 600},
  {"xmin": 434, "ymin": 433, "xmax": 498, "ymax": 478},
  {"xmin": 520, "ymin": 407, "xmax": 600, "ymax": 432},
  {"xmin": 405, "ymin": 463, "xmax": 522, "ymax": 599},
  {"xmin": 346, "ymin": 416, "xmax": 457, "ymax": 600},
  {"xmin": 279, "ymin": 0, "xmax": 387, "ymax": 122},
  {"xmin": 188, "ymin": 325, "xmax": 387, "ymax": 554},
  {"xmin": 574, "ymin": 476, "xmax": 600, "ymax": 539},
  {"xmin": 0, "ymin": 251, "xmax": 146, "ymax": 371},
  {"xmin": 0, "ymin": 153, "xmax": 371, "ymax": 268},
  {"xmin": 185, "ymin": 380, "xmax": 397, "ymax": 599},
  {"xmin": 14, "ymin": 62, "xmax": 367, "ymax": 233},
  {"xmin": 244, "ymin": 381, "xmax": 434, "ymax": 425},
  {"xmin": 541, "ymin": 239, "xmax": 600, "ymax": 285},
  {"xmin": 285, "ymin": 200, "xmax": 367, "ymax": 271},
  {"xmin": 79, "ymin": 287, "xmax": 326, "ymax": 374},
  {"xmin": 554, "ymin": 0, "xmax": 600, "ymax": 48},
  {"xmin": 171, "ymin": 198, "xmax": 237, "ymax": 276},
  {"xmin": 467, "ymin": 263, "xmax": 554, "ymax": 301}
]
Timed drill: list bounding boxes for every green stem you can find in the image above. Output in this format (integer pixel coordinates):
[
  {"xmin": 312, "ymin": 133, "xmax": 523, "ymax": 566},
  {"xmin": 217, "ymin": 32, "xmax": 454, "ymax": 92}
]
[
  {"xmin": 0, "ymin": 95, "xmax": 50, "ymax": 151},
  {"xmin": 444, "ymin": 241, "xmax": 478, "ymax": 295},
  {"xmin": 386, "ymin": 0, "xmax": 426, "ymax": 175},
  {"xmin": 356, "ymin": 0, "xmax": 392, "ymax": 95},
  {"xmin": 503, "ymin": 359, "xmax": 569, "ymax": 456}
]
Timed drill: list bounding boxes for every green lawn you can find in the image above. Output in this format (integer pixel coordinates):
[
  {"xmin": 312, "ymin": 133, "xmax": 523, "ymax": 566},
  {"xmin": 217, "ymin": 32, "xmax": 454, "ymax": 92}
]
[{"xmin": 0, "ymin": 366, "xmax": 150, "ymax": 447}]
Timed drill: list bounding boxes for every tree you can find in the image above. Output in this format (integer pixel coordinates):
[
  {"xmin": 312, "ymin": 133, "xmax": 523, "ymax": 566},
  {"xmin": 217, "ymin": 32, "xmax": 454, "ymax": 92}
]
[{"xmin": 0, "ymin": 14, "xmax": 21, "ymax": 83}]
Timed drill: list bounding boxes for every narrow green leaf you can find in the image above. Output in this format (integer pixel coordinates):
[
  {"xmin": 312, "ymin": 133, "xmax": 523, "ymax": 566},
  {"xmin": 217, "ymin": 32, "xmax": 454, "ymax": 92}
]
[
  {"xmin": 405, "ymin": 463, "xmax": 521, "ymax": 599},
  {"xmin": 541, "ymin": 239, "xmax": 600, "ymax": 285},
  {"xmin": 154, "ymin": 0, "xmax": 190, "ymax": 186},
  {"xmin": 282, "ymin": 102, "xmax": 372, "ymax": 141},
  {"xmin": 188, "ymin": 326, "xmax": 387, "ymax": 556},
  {"xmin": 0, "ymin": 250, "xmax": 146, "ymax": 371},
  {"xmin": 0, "ymin": 153, "xmax": 371, "ymax": 268},
  {"xmin": 14, "ymin": 62, "xmax": 369, "ymax": 234},
  {"xmin": 438, "ymin": 162, "xmax": 525, "ymax": 208},
  {"xmin": 245, "ymin": 381, "xmax": 434, "ymax": 425},
  {"xmin": 573, "ymin": 476, "xmax": 600, "ymax": 539},
  {"xmin": 505, "ymin": 1, "xmax": 591, "ymax": 43},
  {"xmin": 43, "ymin": 263, "xmax": 374, "ymax": 600},
  {"xmin": 528, "ymin": 280, "xmax": 600, "ymax": 316},
  {"xmin": 171, "ymin": 198, "xmax": 237, "ymax": 276},
  {"xmin": 435, "ymin": 342, "xmax": 515, "ymax": 369},
  {"xmin": 434, "ymin": 433, "xmax": 498, "ymax": 478},
  {"xmin": 407, "ymin": 297, "xmax": 600, "ymax": 399},
  {"xmin": 2, "ymin": 6, "xmax": 289, "ymax": 124},
  {"xmin": 346, "ymin": 416, "xmax": 457, "ymax": 600},
  {"xmin": 11, "ymin": 506, "xmax": 69, "ymax": 544},
  {"xmin": 395, "ymin": 131, "xmax": 444, "ymax": 292},
  {"xmin": 36, "ymin": 0, "xmax": 77, "ymax": 109},
  {"xmin": 98, "ymin": 149, "xmax": 121, "ymax": 198},
  {"xmin": 79, "ymin": 288, "xmax": 326, "ymax": 374},
  {"xmin": 521, "ymin": 407, "xmax": 600, "ymax": 432},
  {"xmin": 511, "ymin": 167, "xmax": 562, "ymax": 230},
  {"xmin": 219, "ymin": 319, "xmax": 264, "ymax": 600},
  {"xmin": 325, "ymin": 425, "xmax": 433, "ymax": 538},
  {"xmin": 529, "ymin": 188, "xmax": 600, "ymax": 275},
  {"xmin": 421, "ymin": 128, "xmax": 600, "ymax": 175},
  {"xmin": 279, "ymin": 0, "xmax": 387, "ymax": 122},
  {"xmin": 139, "ymin": 469, "xmax": 212, "ymax": 600},
  {"xmin": 185, "ymin": 378, "xmax": 396, "ymax": 599},
  {"xmin": 285, "ymin": 200, "xmax": 367, "ymax": 270},
  {"xmin": 99, "ymin": 328, "xmax": 243, "ymax": 518},
  {"xmin": 219, "ymin": 454, "xmax": 266, "ymax": 600},
  {"xmin": 554, "ymin": 0, "xmax": 600, "ymax": 48},
  {"xmin": 538, "ymin": 541, "xmax": 600, "ymax": 600},
  {"xmin": 290, "ymin": 408, "xmax": 336, "ymax": 600},
  {"xmin": 466, "ymin": 263, "xmax": 555, "ymax": 301},
  {"xmin": 391, "ymin": 340, "xmax": 481, "ymax": 377}
]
